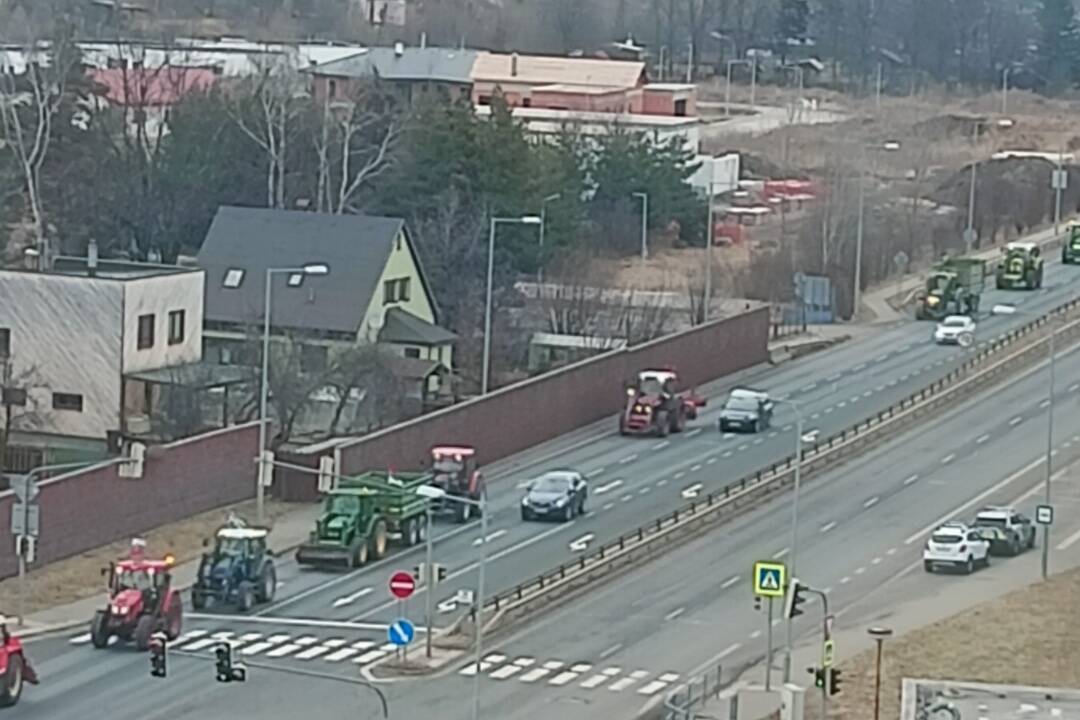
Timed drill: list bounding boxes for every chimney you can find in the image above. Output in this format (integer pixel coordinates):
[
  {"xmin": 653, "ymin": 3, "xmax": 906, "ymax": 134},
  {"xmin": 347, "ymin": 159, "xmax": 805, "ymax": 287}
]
[
  {"xmin": 394, "ymin": 41, "xmax": 405, "ymax": 58},
  {"xmin": 87, "ymin": 238, "xmax": 99, "ymax": 276},
  {"xmin": 511, "ymin": 52, "xmax": 519, "ymax": 77},
  {"xmin": 23, "ymin": 247, "xmax": 40, "ymax": 271}
]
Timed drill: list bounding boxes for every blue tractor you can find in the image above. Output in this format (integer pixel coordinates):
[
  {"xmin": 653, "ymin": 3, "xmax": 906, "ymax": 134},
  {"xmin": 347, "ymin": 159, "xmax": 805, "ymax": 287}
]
[{"xmin": 191, "ymin": 522, "xmax": 277, "ymax": 612}]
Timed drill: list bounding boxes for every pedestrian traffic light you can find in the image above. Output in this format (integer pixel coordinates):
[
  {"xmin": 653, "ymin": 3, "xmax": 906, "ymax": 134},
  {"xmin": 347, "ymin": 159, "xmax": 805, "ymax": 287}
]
[
  {"xmin": 784, "ymin": 578, "xmax": 807, "ymax": 619},
  {"xmin": 214, "ymin": 642, "xmax": 246, "ymax": 683},
  {"xmin": 808, "ymin": 666, "xmax": 825, "ymax": 689},
  {"xmin": 149, "ymin": 633, "xmax": 167, "ymax": 678},
  {"xmin": 827, "ymin": 667, "xmax": 842, "ymax": 696},
  {"xmin": 435, "ymin": 564, "xmax": 447, "ymax": 583}
]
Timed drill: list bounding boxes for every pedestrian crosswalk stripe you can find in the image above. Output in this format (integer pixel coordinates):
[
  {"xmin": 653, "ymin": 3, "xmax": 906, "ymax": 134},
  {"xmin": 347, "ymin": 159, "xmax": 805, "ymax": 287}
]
[
  {"xmin": 609, "ymin": 670, "xmax": 648, "ymax": 692},
  {"xmin": 353, "ymin": 649, "xmax": 387, "ymax": 664},
  {"xmin": 241, "ymin": 642, "xmax": 277, "ymax": 656},
  {"xmin": 294, "ymin": 636, "xmax": 319, "ymax": 646},
  {"xmin": 295, "ymin": 645, "xmax": 331, "ymax": 660},
  {"xmin": 323, "ymin": 638, "xmax": 347, "ymax": 648},
  {"xmin": 325, "ymin": 648, "xmax": 361, "ymax": 662},
  {"xmin": 239, "ymin": 632, "xmax": 263, "ymax": 642},
  {"xmin": 177, "ymin": 637, "xmax": 218, "ymax": 652},
  {"xmin": 351, "ymin": 640, "xmax": 377, "ymax": 650},
  {"xmin": 637, "ymin": 680, "xmax": 668, "ymax": 696},
  {"xmin": 659, "ymin": 673, "xmax": 680, "ymax": 682},
  {"xmin": 490, "ymin": 663, "xmax": 525, "ymax": 680},
  {"xmin": 266, "ymin": 643, "xmax": 302, "ymax": 658}
]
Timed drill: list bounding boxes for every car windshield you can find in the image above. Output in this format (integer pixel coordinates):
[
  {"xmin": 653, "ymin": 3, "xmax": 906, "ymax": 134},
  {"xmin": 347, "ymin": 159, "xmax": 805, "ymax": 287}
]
[
  {"xmin": 639, "ymin": 378, "xmax": 664, "ymax": 395},
  {"xmin": 931, "ymin": 532, "xmax": 962, "ymax": 544},
  {"xmin": 327, "ymin": 495, "xmax": 361, "ymax": 514},
  {"xmin": 942, "ymin": 318, "xmax": 967, "ymax": 327},
  {"xmin": 975, "ymin": 516, "xmax": 1007, "ymax": 528},
  {"xmin": 532, "ymin": 475, "xmax": 572, "ymax": 493},
  {"xmin": 216, "ymin": 538, "xmax": 249, "ymax": 556},
  {"xmin": 726, "ymin": 397, "xmax": 758, "ymax": 412},
  {"xmin": 116, "ymin": 568, "xmax": 153, "ymax": 591}
]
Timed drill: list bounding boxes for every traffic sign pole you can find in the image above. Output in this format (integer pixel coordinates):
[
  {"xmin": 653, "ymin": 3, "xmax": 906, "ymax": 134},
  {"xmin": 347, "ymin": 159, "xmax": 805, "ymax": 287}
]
[
  {"xmin": 425, "ymin": 506, "xmax": 434, "ymax": 659},
  {"xmin": 764, "ymin": 597, "xmax": 774, "ymax": 692}
]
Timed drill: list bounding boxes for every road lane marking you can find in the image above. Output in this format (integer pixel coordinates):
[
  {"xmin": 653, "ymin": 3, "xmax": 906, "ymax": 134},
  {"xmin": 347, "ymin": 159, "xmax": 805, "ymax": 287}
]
[
  {"xmin": 332, "ymin": 587, "xmax": 373, "ymax": 608},
  {"xmin": 687, "ymin": 429, "xmax": 702, "ymax": 437},
  {"xmin": 722, "ymin": 451, "xmax": 733, "ymax": 457},
  {"xmin": 863, "ymin": 497, "xmax": 879, "ymax": 508},
  {"xmin": 1057, "ymin": 526, "xmax": 1080, "ymax": 550},
  {"xmin": 904, "ymin": 474, "xmax": 919, "ymax": 485},
  {"xmin": 619, "ymin": 454, "xmax": 638, "ymax": 465},
  {"xmin": 749, "ymin": 630, "xmax": 761, "ymax": 639},
  {"xmin": 588, "ymin": 467, "xmax": 606, "ymax": 477},
  {"xmin": 821, "ymin": 521, "xmax": 837, "ymax": 533},
  {"xmin": 520, "ymin": 662, "xmax": 559, "ymax": 683},
  {"xmin": 548, "ymin": 663, "xmax": 589, "ymax": 685},
  {"xmin": 490, "ymin": 659, "xmax": 529, "ymax": 680},
  {"xmin": 1009, "ymin": 416, "xmax": 1023, "ymax": 426},
  {"xmin": 621, "ymin": 494, "xmax": 633, "ymax": 502},
  {"xmin": 707, "ymin": 457, "xmax": 718, "ymax": 464},
  {"xmin": 569, "ymin": 534, "xmax": 595, "ymax": 552},
  {"xmin": 653, "ymin": 441, "xmax": 670, "ymax": 450},
  {"xmin": 639, "ymin": 487, "xmax": 651, "ymax": 495},
  {"xmin": 976, "ymin": 434, "xmax": 990, "ymax": 444},
  {"xmin": 721, "ymin": 575, "xmax": 740, "ymax": 589},
  {"xmin": 839, "ymin": 576, "xmax": 850, "ymax": 584},
  {"xmin": 675, "ymin": 471, "xmax": 686, "ymax": 480},
  {"xmin": 854, "ymin": 567, "xmax": 866, "ymax": 575},
  {"xmin": 594, "ymin": 479, "xmax": 624, "ymax": 495},
  {"xmin": 600, "ymin": 644, "xmax": 623, "ymax": 659},
  {"xmin": 472, "ymin": 529, "xmax": 507, "ymax": 546},
  {"xmin": 941, "ymin": 454, "xmax": 955, "ymax": 464},
  {"xmin": 681, "ymin": 483, "xmax": 703, "ymax": 499},
  {"xmin": 665, "ymin": 607, "xmax": 686, "ymax": 621},
  {"xmin": 602, "ymin": 502, "xmax": 615, "ymax": 511}
]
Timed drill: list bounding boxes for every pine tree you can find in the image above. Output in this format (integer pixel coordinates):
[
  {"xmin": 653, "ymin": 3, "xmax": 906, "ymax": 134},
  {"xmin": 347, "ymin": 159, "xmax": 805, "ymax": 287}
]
[{"xmin": 1036, "ymin": 0, "xmax": 1080, "ymax": 93}]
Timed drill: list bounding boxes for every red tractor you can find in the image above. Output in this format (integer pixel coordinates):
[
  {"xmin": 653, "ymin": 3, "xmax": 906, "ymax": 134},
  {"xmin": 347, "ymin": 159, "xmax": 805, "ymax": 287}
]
[
  {"xmin": 90, "ymin": 542, "xmax": 183, "ymax": 651},
  {"xmin": 619, "ymin": 368, "xmax": 706, "ymax": 437},
  {"xmin": 0, "ymin": 618, "xmax": 38, "ymax": 707},
  {"xmin": 429, "ymin": 445, "xmax": 485, "ymax": 523}
]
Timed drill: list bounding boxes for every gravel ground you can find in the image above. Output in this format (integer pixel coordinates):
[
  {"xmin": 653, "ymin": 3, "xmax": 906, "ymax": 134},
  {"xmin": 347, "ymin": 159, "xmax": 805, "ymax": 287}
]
[
  {"xmin": 817, "ymin": 567, "xmax": 1080, "ymax": 720},
  {"xmin": 0, "ymin": 498, "xmax": 297, "ymax": 615}
]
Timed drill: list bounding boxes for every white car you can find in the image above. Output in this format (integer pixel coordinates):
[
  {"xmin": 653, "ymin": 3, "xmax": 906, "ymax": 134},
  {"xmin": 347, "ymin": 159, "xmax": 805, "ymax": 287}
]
[
  {"xmin": 923, "ymin": 522, "xmax": 990, "ymax": 574},
  {"xmin": 934, "ymin": 316, "xmax": 976, "ymax": 346}
]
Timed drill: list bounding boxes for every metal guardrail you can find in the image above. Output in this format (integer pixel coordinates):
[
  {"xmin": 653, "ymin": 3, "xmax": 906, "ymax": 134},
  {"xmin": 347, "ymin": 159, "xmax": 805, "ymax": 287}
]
[
  {"xmin": 481, "ymin": 295, "xmax": 1080, "ymax": 620},
  {"xmin": 662, "ymin": 664, "xmax": 724, "ymax": 720}
]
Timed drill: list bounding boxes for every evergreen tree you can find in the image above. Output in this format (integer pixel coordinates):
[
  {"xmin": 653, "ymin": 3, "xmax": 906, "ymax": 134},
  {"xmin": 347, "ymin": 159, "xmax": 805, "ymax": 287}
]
[{"xmin": 1035, "ymin": 0, "xmax": 1080, "ymax": 93}]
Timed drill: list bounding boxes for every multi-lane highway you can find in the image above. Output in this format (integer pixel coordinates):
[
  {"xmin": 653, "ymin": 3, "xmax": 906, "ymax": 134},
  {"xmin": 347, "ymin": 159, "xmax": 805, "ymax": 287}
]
[{"xmin": 18, "ymin": 248, "xmax": 1080, "ymax": 719}]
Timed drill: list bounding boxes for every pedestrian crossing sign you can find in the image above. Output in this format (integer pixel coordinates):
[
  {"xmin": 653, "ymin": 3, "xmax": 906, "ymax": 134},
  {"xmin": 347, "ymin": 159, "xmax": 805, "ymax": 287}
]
[{"xmin": 753, "ymin": 561, "xmax": 786, "ymax": 598}]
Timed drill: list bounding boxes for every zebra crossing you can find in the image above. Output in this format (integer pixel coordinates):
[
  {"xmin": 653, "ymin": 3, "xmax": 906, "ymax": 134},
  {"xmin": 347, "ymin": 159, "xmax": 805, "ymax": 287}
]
[
  {"xmin": 458, "ymin": 654, "xmax": 681, "ymax": 696},
  {"xmin": 68, "ymin": 628, "xmax": 400, "ymax": 667}
]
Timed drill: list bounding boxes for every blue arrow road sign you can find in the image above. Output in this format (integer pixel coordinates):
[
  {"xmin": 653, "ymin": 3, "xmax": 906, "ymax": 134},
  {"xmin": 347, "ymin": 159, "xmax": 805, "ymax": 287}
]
[{"xmin": 388, "ymin": 619, "xmax": 415, "ymax": 647}]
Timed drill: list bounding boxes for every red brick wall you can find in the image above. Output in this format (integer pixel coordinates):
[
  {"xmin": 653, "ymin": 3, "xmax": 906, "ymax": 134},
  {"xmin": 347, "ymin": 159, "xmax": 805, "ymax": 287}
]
[
  {"xmin": 0, "ymin": 422, "xmax": 259, "ymax": 580},
  {"xmin": 275, "ymin": 307, "xmax": 767, "ymax": 500}
]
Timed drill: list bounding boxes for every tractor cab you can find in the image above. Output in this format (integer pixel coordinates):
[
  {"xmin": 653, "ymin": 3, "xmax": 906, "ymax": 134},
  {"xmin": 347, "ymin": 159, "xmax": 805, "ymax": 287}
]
[
  {"xmin": 996, "ymin": 241, "xmax": 1043, "ymax": 290},
  {"xmin": 629, "ymin": 369, "xmax": 678, "ymax": 401},
  {"xmin": 108, "ymin": 555, "xmax": 175, "ymax": 619},
  {"xmin": 203, "ymin": 527, "xmax": 270, "ymax": 582},
  {"xmin": 429, "ymin": 446, "xmax": 484, "ymax": 522}
]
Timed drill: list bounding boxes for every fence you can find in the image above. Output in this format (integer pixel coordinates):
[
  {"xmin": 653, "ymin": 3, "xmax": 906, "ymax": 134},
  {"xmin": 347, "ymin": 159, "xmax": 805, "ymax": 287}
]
[{"xmin": 662, "ymin": 664, "xmax": 725, "ymax": 720}]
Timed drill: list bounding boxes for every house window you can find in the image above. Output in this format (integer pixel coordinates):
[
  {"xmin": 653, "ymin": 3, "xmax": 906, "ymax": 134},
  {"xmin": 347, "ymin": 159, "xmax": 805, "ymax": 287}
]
[
  {"xmin": 0, "ymin": 328, "xmax": 9, "ymax": 358},
  {"xmin": 404, "ymin": 347, "xmax": 421, "ymax": 359},
  {"xmin": 52, "ymin": 392, "xmax": 83, "ymax": 412},
  {"xmin": 328, "ymin": 79, "xmax": 338, "ymax": 99},
  {"xmin": 223, "ymin": 268, "xmax": 245, "ymax": 288},
  {"xmin": 168, "ymin": 310, "xmax": 185, "ymax": 345},
  {"xmin": 137, "ymin": 314, "xmax": 155, "ymax": 349},
  {"xmin": 383, "ymin": 277, "xmax": 411, "ymax": 304},
  {"xmin": 300, "ymin": 344, "xmax": 328, "ymax": 374},
  {"xmin": 478, "ymin": 95, "xmax": 492, "ymax": 105}
]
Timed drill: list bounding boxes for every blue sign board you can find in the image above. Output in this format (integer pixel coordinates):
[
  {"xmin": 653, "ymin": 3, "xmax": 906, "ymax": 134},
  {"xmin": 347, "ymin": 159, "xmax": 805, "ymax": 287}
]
[{"xmin": 388, "ymin": 618, "xmax": 415, "ymax": 646}]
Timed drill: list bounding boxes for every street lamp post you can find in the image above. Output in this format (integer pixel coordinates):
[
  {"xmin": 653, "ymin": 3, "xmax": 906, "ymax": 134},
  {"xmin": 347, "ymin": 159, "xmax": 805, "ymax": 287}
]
[
  {"xmin": 257, "ymin": 264, "xmax": 329, "ymax": 524},
  {"xmin": 483, "ymin": 216, "xmax": 542, "ymax": 395},
  {"xmin": 964, "ymin": 117, "xmax": 1015, "ymax": 253},
  {"xmin": 724, "ymin": 59, "xmax": 756, "ymax": 114},
  {"xmin": 993, "ymin": 303, "xmax": 1057, "ymax": 579},
  {"xmin": 868, "ymin": 626, "xmax": 894, "ymax": 720},
  {"xmin": 854, "ymin": 141, "xmax": 902, "ymax": 320},
  {"xmin": 704, "ymin": 182, "xmax": 714, "ymax": 322},
  {"xmin": 538, "ymin": 193, "xmax": 561, "ymax": 283},
  {"xmin": 632, "ymin": 192, "xmax": 649, "ymax": 260},
  {"xmin": 415, "ymin": 485, "xmax": 487, "ymax": 720}
]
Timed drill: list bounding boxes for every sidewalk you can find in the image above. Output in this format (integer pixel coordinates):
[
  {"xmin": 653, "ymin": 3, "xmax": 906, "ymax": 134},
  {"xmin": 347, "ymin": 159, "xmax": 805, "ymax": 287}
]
[
  {"xmin": 18, "ymin": 503, "xmax": 320, "ymax": 638},
  {"xmin": 858, "ymin": 225, "xmax": 1065, "ymax": 324}
]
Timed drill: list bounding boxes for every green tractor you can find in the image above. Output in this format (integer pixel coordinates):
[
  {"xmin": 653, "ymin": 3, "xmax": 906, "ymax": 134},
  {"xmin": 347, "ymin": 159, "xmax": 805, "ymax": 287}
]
[
  {"xmin": 1062, "ymin": 222, "xmax": 1080, "ymax": 264},
  {"xmin": 995, "ymin": 242, "xmax": 1043, "ymax": 290},
  {"xmin": 915, "ymin": 257, "xmax": 986, "ymax": 321},
  {"xmin": 295, "ymin": 471, "xmax": 430, "ymax": 569}
]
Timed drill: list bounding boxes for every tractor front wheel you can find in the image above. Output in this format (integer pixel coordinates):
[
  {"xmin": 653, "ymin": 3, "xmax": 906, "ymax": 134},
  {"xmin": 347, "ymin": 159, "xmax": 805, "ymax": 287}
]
[
  {"xmin": 372, "ymin": 521, "xmax": 388, "ymax": 560},
  {"xmin": 0, "ymin": 652, "xmax": 24, "ymax": 707},
  {"xmin": 133, "ymin": 615, "xmax": 155, "ymax": 651},
  {"xmin": 238, "ymin": 584, "xmax": 254, "ymax": 612},
  {"xmin": 90, "ymin": 611, "xmax": 110, "ymax": 649}
]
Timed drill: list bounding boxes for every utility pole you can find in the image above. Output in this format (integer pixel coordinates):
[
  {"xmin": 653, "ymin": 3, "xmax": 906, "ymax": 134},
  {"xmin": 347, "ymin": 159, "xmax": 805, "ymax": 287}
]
[{"xmin": 424, "ymin": 505, "xmax": 434, "ymax": 658}]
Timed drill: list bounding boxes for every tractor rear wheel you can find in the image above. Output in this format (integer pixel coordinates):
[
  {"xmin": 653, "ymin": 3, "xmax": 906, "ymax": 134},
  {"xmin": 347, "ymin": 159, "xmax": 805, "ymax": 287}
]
[
  {"xmin": 90, "ymin": 611, "xmax": 110, "ymax": 649},
  {"xmin": 0, "ymin": 652, "xmax": 24, "ymax": 707},
  {"xmin": 238, "ymin": 584, "xmax": 254, "ymax": 612},
  {"xmin": 355, "ymin": 540, "xmax": 370, "ymax": 567},
  {"xmin": 404, "ymin": 519, "xmax": 420, "ymax": 547},
  {"xmin": 134, "ymin": 615, "xmax": 155, "ymax": 651},
  {"xmin": 256, "ymin": 563, "xmax": 277, "ymax": 604},
  {"xmin": 657, "ymin": 412, "xmax": 669, "ymax": 437}
]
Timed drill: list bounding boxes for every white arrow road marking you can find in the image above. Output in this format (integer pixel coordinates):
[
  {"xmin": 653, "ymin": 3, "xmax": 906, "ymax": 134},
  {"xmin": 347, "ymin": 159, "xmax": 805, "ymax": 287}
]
[
  {"xmin": 595, "ymin": 479, "xmax": 624, "ymax": 495},
  {"xmin": 437, "ymin": 598, "xmax": 459, "ymax": 613},
  {"xmin": 472, "ymin": 529, "xmax": 507, "ymax": 547},
  {"xmin": 569, "ymin": 533, "xmax": 595, "ymax": 552},
  {"xmin": 680, "ymin": 483, "xmax": 703, "ymax": 499},
  {"xmin": 332, "ymin": 587, "xmax": 373, "ymax": 608}
]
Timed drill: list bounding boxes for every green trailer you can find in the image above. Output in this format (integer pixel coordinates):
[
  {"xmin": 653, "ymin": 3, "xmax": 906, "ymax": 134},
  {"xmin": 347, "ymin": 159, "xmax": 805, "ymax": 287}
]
[
  {"xmin": 295, "ymin": 471, "xmax": 431, "ymax": 569},
  {"xmin": 1063, "ymin": 222, "xmax": 1080, "ymax": 264},
  {"xmin": 915, "ymin": 257, "xmax": 986, "ymax": 321}
]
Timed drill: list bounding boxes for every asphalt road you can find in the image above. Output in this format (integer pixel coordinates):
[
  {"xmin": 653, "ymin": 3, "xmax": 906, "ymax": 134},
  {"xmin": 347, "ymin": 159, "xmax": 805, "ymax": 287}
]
[{"xmin": 18, "ymin": 250, "xmax": 1080, "ymax": 718}]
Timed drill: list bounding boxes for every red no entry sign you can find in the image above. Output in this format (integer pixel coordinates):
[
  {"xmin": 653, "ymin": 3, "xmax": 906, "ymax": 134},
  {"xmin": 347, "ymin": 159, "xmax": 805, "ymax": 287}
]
[{"xmin": 389, "ymin": 571, "xmax": 415, "ymax": 599}]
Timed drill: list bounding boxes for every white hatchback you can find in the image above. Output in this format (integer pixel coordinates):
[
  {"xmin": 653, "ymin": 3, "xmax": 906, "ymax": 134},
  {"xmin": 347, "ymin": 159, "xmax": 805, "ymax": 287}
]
[
  {"xmin": 923, "ymin": 523, "xmax": 990, "ymax": 574},
  {"xmin": 934, "ymin": 316, "xmax": 976, "ymax": 346}
]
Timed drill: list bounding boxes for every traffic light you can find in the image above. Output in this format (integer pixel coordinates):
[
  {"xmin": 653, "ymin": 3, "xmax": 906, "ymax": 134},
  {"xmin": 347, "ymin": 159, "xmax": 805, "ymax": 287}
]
[
  {"xmin": 809, "ymin": 666, "xmax": 825, "ymax": 689},
  {"xmin": 149, "ymin": 633, "xmax": 167, "ymax": 678},
  {"xmin": 214, "ymin": 643, "xmax": 247, "ymax": 683},
  {"xmin": 435, "ymin": 564, "xmax": 447, "ymax": 583},
  {"xmin": 414, "ymin": 563, "xmax": 448, "ymax": 585},
  {"xmin": 827, "ymin": 668, "xmax": 842, "ymax": 696},
  {"xmin": 784, "ymin": 578, "xmax": 807, "ymax": 619}
]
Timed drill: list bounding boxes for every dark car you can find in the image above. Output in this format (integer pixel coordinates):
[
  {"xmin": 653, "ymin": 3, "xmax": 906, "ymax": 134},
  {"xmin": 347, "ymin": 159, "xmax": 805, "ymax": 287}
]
[
  {"xmin": 521, "ymin": 470, "xmax": 588, "ymax": 522},
  {"xmin": 718, "ymin": 388, "xmax": 773, "ymax": 433}
]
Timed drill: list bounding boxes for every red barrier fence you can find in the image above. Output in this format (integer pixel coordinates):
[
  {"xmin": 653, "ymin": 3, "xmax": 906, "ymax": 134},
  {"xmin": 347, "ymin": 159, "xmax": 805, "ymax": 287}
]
[
  {"xmin": 0, "ymin": 422, "xmax": 259, "ymax": 580},
  {"xmin": 276, "ymin": 306, "xmax": 770, "ymax": 501}
]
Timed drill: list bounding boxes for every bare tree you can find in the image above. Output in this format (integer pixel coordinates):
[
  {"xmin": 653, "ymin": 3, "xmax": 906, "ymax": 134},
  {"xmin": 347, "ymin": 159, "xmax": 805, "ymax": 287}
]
[
  {"xmin": 232, "ymin": 55, "xmax": 308, "ymax": 209},
  {"xmin": 325, "ymin": 343, "xmax": 404, "ymax": 435},
  {"xmin": 0, "ymin": 29, "xmax": 78, "ymax": 267},
  {"xmin": 313, "ymin": 81, "xmax": 403, "ymax": 214}
]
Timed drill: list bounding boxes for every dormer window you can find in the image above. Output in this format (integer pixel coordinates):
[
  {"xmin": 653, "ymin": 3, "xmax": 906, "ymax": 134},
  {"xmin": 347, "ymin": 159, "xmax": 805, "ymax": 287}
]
[{"xmin": 224, "ymin": 268, "xmax": 244, "ymax": 288}]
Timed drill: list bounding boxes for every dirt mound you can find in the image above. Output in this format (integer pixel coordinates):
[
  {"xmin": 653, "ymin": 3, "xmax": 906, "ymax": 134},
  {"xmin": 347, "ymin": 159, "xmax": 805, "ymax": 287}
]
[{"xmin": 911, "ymin": 114, "xmax": 991, "ymax": 140}]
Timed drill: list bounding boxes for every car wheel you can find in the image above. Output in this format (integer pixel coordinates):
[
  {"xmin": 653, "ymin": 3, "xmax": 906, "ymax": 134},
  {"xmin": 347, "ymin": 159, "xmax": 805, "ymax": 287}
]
[
  {"xmin": 981, "ymin": 554, "xmax": 990, "ymax": 569},
  {"xmin": 563, "ymin": 505, "xmax": 573, "ymax": 522},
  {"xmin": 923, "ymin": 561, "xmax": 933, "ymax": 573},
  {"xmin": 579, "ymin": 496, "xmax": 587, "ymax": 515},
  {"xmin": 521, "ymin": 509, "xmax": 530, "ymax": 522},
  {"xmin": 1027, "ymin": 532, "xmax": 1036, "ymax": 549},
  {"xmin": 1009, "ymin": 538, "xmax": 1020, "ymax": 556},
  {"xmin": 964, "ymin": 557, "xmax": 974, "ymax": 575},
  {"xmin": 754, "ymin": 420, "xmax": 762, "ymax": 433}
]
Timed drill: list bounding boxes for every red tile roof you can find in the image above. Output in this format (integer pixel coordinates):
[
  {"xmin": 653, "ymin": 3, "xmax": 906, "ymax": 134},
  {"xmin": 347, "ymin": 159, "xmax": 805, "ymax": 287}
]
[{"xmin": 88, "ymin": 67, "xmax": 218, "ymax": 107}]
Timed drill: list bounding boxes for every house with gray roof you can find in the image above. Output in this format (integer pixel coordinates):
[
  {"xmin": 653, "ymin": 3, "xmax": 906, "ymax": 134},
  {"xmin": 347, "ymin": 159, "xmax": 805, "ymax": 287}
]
[
  {"xmin": 307, "ymin": 45, "xmax": 478, "ymax": 106},
  {"xmin": 0, "ymin": 253, "xmax": 214, "ymax": 470},
  {"xmin": 197, "ymin": 206, "xmax": 456, "ymax": 403}
]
